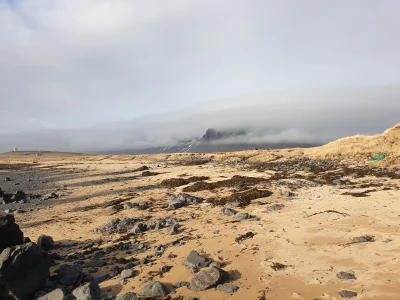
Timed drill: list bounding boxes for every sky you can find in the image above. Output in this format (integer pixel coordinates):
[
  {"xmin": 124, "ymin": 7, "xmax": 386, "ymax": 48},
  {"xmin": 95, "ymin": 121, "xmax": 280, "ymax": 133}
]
[{"xmin": 0, "ymin": 0, "xmax": 400, "ymax": 152}]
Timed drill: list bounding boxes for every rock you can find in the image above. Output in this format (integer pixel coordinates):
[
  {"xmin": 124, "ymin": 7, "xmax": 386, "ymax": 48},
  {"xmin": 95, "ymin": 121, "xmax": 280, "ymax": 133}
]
[
  {"xmin": 0, "ymin": 242, "xmax": 50, "ymax": 300},
  {"xmin": 220, "ymin": 208, "xmax": 237, "ymax": 216},
  {"xmin": 154, "ymin": 245, "xmax": 166, "ymax": 256},
  {"xmin": 43, "ymin": 193, "xmax": 58, "ymax": 200},
  {"xmin": 339, "ymin": 290, "xmax": 357, "ymax": 298},
  {"xmin": 234, "ymin": 213, "xmax": 255, "ymax": 221},
  {"xmin": 137, "ymin": 281, "xmax": 169, "ymax": 297},
  {"xmin": 168, "ymin": 224, "xmax": 179, "ymax": 235},
  {"xmin": 4, "ymin": 209, "xmax": 15, "ymax": 214},
  {"xmin": 190, "ymin": 266, "xmax": 229, "ymax": 291},
  {"xmin": 94, "ymin": 218, "xmax": 138, "ymax": 235},
  {"xmin": 0, "ymin": 217, "xmax": 23, "ymax": 252},
  {"xmin": 72, "ymin": 282, "xmax": 101, "ymax": 300},
  {"xmin": 14, "ymin": 191, "xmax": 26, "ymax": 202},
  {"xmin": 37, "ymin": 288, "xmax": 67, "ymax": 300},
  {"xmin": 173, "ymin": 281, "xmax": 190, "ymax": 288},
  {"xmin": 209, "ymin": 262, "xmax": 222, "ymax": 268},
  {"xmin": 4, "ymin": 177, "xmax": 11, "ymax": 182},
  {"xmin": 129, "ymin": 223, "xmax": 147, "ymax": 234},
  {"xmin": 120, "ymin": 269, "xmax": 135, "ymax": 280},
  {"xmin": 185, "ymin": 251, "xmax": 212, "ymax": 269},
  {"xmin": 352, "ymin": 236, "xmax": 375, "ymax": 243},
  {"xmin": 337, "ymin": 272, "xmax": 357, "ymax": 280},
  {"xmin": 37, "ymin": 235, "xmax": 54, "ymax": 251},
  {"xmin": 168, "ymin": 194, "xmax": 203, "ymax": 210},
  {"xmin": 332, "ymin": 179, "xmax": 341, "ymax": 185},
  {"xmin": 216, "ymin": 283, "xmax": 239, "ymax": 293},
  {"xmin": 264, "ymin": 203, "xmax": 285, "ymax": 212},
  {"xmin": 115, "ymin": 292, "xmax": 139, "ymax": 300},
  {"xmin": 15, "ymin": 209, "xmax": 26, "ymax": 214},
  {"xmin": 56, "ymin": 264, "xmax": 83, "ymax": 286},
  {"xmin": 282, "ymin": 191, "xmax": 296, "ymax": 197},
  {"xmin": 2, "ymin": 194, "xmax": 13, "ymax": 204}
]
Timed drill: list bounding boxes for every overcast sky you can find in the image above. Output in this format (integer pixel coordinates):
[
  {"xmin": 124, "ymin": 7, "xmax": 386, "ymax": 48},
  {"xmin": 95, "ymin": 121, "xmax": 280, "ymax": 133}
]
[{"xmin": 0, "ymin": 0, "xmax": 399, "ymax": 152}]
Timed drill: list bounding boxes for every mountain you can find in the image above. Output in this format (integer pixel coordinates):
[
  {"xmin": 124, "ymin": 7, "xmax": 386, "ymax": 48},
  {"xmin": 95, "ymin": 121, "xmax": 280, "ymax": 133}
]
[{"xmin": 105, "ymin": 128, "xmax": 319, "ymax": 154}]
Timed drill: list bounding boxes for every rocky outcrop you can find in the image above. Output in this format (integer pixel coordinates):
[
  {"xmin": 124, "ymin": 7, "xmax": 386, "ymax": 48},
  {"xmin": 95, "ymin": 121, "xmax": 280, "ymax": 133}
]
[{"xmin": 0, "ymin": 242, "xmax": 50, "ymax": 300}]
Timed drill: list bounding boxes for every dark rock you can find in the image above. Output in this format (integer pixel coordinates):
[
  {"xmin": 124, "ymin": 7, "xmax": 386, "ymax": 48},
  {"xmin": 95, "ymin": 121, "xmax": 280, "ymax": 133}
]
[
  {"xmin": 185, "ymin": 251, "xmax": 212, "ymax": 269},
  {"xmin": 235, "ymin": 232, "xmax": 256, "ymax": 243},
  {"xmin": 168, "ymin": 224, "xmax": 179, "ymax": 235},
  {"xmin": 137, "ymin": 281, "xmax": 169, "ymax": 297},
  {"xmin": 115, "ymin": 292, "xmax": 139, "ymax": 300},
  {"xmin": 154, "ymin": 245, "xmax": 166, "ymax": 256},
  {"xmin": 43, "ymin": 193, "xmax": 58, "ymax": 200},
  {"xmin": 120, "ymin": 269, "xmax": 135, "ymax": 280},
  {"xmin": 209, "ymin": 262, "xmax": 222, "ymax": 268},
  {"xmin": 173, "ymin": 281, "xmax": 190, "ymax": 288},
  {"xmin": 88, "ymin": 268, "xmax": 98, "ymax": 274},
  {"xmin": 94, "ymin": 274, "xmax": 109, "ymax": 283},
  {"xmin": 56, "ymin": 264, "xmax": 83, "ymax": 286},
  {"xmin": 190, "ymin": 266, "xmax": 229, "ymax": 291},
  {"xmin": 216, "ymin": 283, "xmax": 239, "ymax": 293},
  {"xmin": 0, "ymin": 242, "xmax": 50, "ymax": 300},
  {"xmin": 129, "ymin": 223, "xmax": 147, "ymax": 234},
  {"xmin": 337, "ymin": 272, "xmax": 357, "ymax": 280},
  {"xmin": 37, "ymin": 235, "xmax": 54, "ymax": 251},
  {"xmin": 23, "ymin": 237, "xmax": 31, "ymax": 243},
  {"xmin": 4, "ymin": 209, "xmax": 15, "ymax": 214},
  {"xmin": 339, "ymin": 290, "xmax": 357, "ymax": 298},
  {"xmin": 72, "ymin": 282, "xmax": 101, "ymax": 300},
  {"xmin": 83, "ymin": 260, "xmax": 107, "ymax": 268},
  {"xmin": 37, "ymin": 288, "xmax": 67, "ymax": 300},
  {"xmin": 168, "ymin": 194, "xmax": 203, "ymax": 210},
  {"xmin": 352, "ymin": 236, "xmax": 375, "ymax": 243},
  {"xmin": 2, "ymin": 194, "xmax": 13, "ymax": 204},
  {"xmin": 220, "ymin": 208, "xmax": 237, "ymax": 216},
  {"xmin": 94, "ymin": 218, "xmax": 138, "ymax": 235},
  {"xmin": 15, "ymin": 209, "xmax": 26, "ymax": 214},
  {"xmin": 4, "ymin": 178, "xmax": 11, "ymax": 182},
  {"xmin": 14, "ymin": 191, "xmax": 26, "ymax": 202}
]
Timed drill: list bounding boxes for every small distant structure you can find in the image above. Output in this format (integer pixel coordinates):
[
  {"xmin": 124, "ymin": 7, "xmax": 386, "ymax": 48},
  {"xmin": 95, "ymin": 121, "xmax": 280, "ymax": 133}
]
[{"xmin": 13, "ymin": 148, "xmax": 18, "ymax": 152}]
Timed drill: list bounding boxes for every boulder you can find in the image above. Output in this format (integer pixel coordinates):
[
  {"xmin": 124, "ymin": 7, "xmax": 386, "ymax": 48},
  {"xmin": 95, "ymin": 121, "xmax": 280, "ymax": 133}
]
[
  {"xmin": 37, "ymin": 235, "xmax": 54, "ymax": 251},
  {"xmin": 137, "ymin": 281, "xmax": 168, "ymax": 297},
  {"xmin": 72, "ymin": 282, "xmax": 101, "ymax": 300},
  {"xmin": 120, "ymin": 269, "xmax": 135, "ymax": 280},
  {"xmin": 115, "ymin": 293, "xmax": 139, "ymax": 300},
  {"xmin": 37, "ymin": 288, "xmax": 67, "ymax": 300},
  {"xmin": 2, "ymin": 194, "xmax": 13, "ymax": 204},
  {"xmin": 0, "ymin": 215, "xmax": 23, "ymax": 253},
  {"xmin": 185, "ymin": 251, "xmax": 212, "ymax": 269},
  {"xmin": 14, "ymin": 191, "xmax": 26, "ymax": 202},
  {"xmin": 0, "ymin": 242, "xmax": 50, "ymax": 300},
  {"xmin": 56, "ymin": 264, "xmax": 83, "ymax": 286},
  {"xmin": 190, "ymin": 266, "xmax": 229, "ymax": 291}
]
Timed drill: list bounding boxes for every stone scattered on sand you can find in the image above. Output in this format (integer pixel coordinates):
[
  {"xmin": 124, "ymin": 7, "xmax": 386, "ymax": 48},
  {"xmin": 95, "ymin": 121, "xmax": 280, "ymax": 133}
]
[
  {"xmin": 37, "ymin": 235, "xmax": 54, "ymax": 251},
  {"xmin": 339, "ymin": 290, "xmax": 357, "ymax": 298},
  {"xmin": 137, "ymin": 281, "xmax": 169, "ymax": 297},
  {"xmin": 56, "ymin": 264, "xmax": 83, "ymax": 286},
  {"xmin": 168, "ymin": 193, "xmax": 203, "ymax": 210},
  {"xmin": 72, "ymin": 282, "xmax": 101, "ymax": 300},
  {"xmin": 43, "ymin": 192, "xmax": 59, "ymax": 200},
  {"xmin": 120, "ymin": 269, "xmax": 136, "ymax": 280},
  {"xmin": 2, "ymin": 193, "xmax": 14, "ymax": 204},
  {"xmin": 235, "ymin": 232, "xmax": 256, "ymax": 243},
  {"xmin": 0, "ymin": 214, "xmax": 23, "ymax": 253},
  {"xmin": 129, "ymin": 223, "xmax": 147, "ymax": 234},
  {"xmin": 220, "ymin": 208, "xmax": 237, "ymax": 216},
  {"xmin": 168, "ymin": 224, "xmax": 179, "ymax": 235},
  {"xmin": 37, "ymin": 288, "xmax": 67, "ymax": 300},
  {"xmin": 94, "ymin": 218, "xmax": 138, "ymax": 234},
  {"xmin": 264, "ymin": 203, "xmax": 285, "ymax": 212},
  {"xmin": 14, "ymin": 190, "xmax": 26, "ymax": 202},
  {"xmin": 0, "ymin": 242, "xmax": 50, "ymax": 300},
  {"xmin": 216, "ymin": 283, "xmax": 239, "ymax": 293},
  {"xmin": 185, "ymin": 251, "xmax": 212, "ymax": 269},
  {"xmin": 337, "ymin": 271, "xmax": 357, "ymax": 280},
  {"xmin": 115, "ymin": 292, "xmax": 139, "ymax": 300},
  {"xmin": 352, "ymin": 235, "xmax": 375, "ymax": 243},
  {"xmin": 234, "ymin": 213, "xmax": 256, "ymax": 221},
  {"xmin": 190, "ymin": 266, "xmax": 229, "ymax": 291}
]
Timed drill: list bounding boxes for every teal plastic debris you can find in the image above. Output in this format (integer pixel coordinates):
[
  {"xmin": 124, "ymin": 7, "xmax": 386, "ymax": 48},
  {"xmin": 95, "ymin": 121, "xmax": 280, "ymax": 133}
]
[{"xmin": 370, "ymin": 153, "xmax": 388, "ymax": 163}]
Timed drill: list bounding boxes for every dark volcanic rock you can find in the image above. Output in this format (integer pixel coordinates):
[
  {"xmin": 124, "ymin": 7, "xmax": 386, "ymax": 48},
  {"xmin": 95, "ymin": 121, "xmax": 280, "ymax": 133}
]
[
  {"xmin": 216, "ymin": 283, "xmax": 239, "ymax": 293},
  {"xmin": 37, "ymin": 235, "xmax": 54, "ymax": 251},
  {"xmin": 0, "ymin": 214, "xmax": 24, "ymax": 252},
  {"xmin": 56, "ymin": 264, "xmax": 83, "ymax": 286},
  {"xmin": 339, "ymin": 290, "xmax": 357, "ymax": 298},
  {"xmin": 337, "ymin": 272, "xmax": 357, "ymax": 280},
  {"xmin": 185, "ymin": 251, "xmax": 212, "ymax": 269},
  {"xmin": 72, "ymin": 282, "xmax": 101, "ymax": 300},
  {"xmin": 2, "ymin": 194, "xmax": 13, "ymax": 204},
  {"xmin": 37, "ymin": 288, "xmax": 67, "ymax": 300},
  {"xmin": 190, "ymin": 266, "xmax": 229, "ymax": 291},
  {"xmin": 137, "ymin": 281, "xmax": 169, "ymax": 297},
  {"xmin": 168, "ymin": 193, "xmax": 203, "ymax": 210},
  {"xmin": 0, "ymin": 242, "xmax": 50, "ymax": 300}
]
